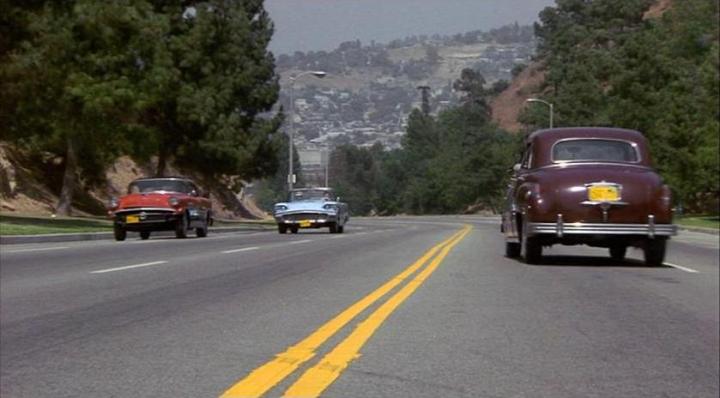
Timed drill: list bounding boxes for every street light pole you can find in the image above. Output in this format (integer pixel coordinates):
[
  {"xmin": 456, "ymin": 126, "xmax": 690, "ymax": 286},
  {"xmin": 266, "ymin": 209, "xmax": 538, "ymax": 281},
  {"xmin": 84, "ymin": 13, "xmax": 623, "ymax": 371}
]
[
  {"xmin": 525, "ymin": 98, "xmax": 554, "ymax": 128},
  {"xmin": 287, "ymin": 70, "xmax": 326, "ymax": 192},
  {"xmin": 324, "ymin": 146, "xmax": 330, "ymax": 187}
]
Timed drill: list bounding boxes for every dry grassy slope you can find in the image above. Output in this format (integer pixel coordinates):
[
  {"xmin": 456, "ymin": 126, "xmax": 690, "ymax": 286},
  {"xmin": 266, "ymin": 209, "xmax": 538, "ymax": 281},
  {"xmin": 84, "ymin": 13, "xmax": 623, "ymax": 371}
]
[
  {"xmin": 490, "ymin": 0, "xmax": 672, "ymax": 133},
  {"xmin": 490, "ymin": 61, "xmax": 546, "ymax": 133},
  {"xmin": 0, "ymin": 143, "xmax": 60, "ymax": 215},
  {"xmin": 280, "ymin": 41, "xmax": 513, "ymax": 94},
  {"xmin": 644, "ymin": 0, "xmax": 672, "ymax": 19},
  {"xmin": 0, "ymin": 145, "xmax": 267, "ymax": 219}
]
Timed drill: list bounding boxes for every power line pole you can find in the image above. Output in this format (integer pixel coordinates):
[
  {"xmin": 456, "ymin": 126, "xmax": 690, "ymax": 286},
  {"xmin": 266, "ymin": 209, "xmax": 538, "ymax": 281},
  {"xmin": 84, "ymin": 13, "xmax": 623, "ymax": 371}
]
[{"xmin": 416, "ymin": 85, "xmax": 431, "ymax": 115}]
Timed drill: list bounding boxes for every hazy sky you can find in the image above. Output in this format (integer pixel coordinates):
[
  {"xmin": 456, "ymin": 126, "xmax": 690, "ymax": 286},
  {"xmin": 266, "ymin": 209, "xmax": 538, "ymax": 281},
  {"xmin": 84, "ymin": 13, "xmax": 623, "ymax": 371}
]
[{"xmin": 265, "ymin": 0, "xmax": 556, "ymax": 55}]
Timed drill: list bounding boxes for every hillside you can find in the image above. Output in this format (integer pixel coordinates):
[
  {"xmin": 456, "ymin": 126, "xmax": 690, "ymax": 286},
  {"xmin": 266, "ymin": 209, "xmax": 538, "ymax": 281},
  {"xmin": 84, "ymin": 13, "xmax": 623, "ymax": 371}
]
[
  {"xmin": 511, "ymin": 0, "xmax": 717, "ymax": 212},
  {"xmin": 490, "ymin": 62, "xmax": 545, "ymax": 133},
  {"xmin": 0, "ymin": 144, "xmax": 267, "ymax": 219},
  {"xmin": 275, "ymin": 24, "xmax": 536, "ymax": 153},
  {"xmin": 490, "ymin": 0, "xmax": 680, "ymax": 135},
  {"xmin": 1, "ymin": 22, "xmax": 538, "ymax": 217}
]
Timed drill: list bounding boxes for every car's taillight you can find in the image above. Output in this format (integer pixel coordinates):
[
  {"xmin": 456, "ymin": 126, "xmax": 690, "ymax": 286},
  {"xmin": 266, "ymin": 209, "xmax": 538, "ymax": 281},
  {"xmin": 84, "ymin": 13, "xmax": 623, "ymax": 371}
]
[{"xmin": 660, "ymin": 185, "xmax": 672, "ymax": 209}]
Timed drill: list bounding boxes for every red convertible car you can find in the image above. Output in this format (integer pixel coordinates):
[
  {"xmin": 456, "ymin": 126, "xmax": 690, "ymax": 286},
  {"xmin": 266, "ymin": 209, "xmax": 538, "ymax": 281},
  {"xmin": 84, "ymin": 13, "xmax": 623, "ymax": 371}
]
[
  {"xmin": 502, "ymin": 127, "xmax": 677, "ymax": 266},
  {"xmin": 108, "ymin": 177, "xmax": 212, "ymax": 241}
]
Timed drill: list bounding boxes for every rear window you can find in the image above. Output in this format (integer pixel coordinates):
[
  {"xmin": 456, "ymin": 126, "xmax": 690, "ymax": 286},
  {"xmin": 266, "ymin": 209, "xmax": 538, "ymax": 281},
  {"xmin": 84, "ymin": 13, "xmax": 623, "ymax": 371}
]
[{"xmin": 552, "ymin": 139, "xmax": 638, "ymax": 163}]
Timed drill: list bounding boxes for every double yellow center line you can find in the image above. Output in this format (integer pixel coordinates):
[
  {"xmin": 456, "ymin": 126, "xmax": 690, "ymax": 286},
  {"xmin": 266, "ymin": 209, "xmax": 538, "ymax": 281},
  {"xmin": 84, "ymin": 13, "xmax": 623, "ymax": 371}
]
[{"xmin": 220, "ymin": 225, "xmax": 473, "ymax": 398}]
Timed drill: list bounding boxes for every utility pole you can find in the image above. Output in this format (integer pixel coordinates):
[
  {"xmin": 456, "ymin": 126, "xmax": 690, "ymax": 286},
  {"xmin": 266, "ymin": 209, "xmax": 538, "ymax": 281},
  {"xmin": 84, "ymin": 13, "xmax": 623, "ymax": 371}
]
[
  {"xmin": 287, "ymin": 71, "xmax": 326, "ymax": 193},
  {"xmin": 324, "ymin": 146, "xmax": 330, "ymax": 187},
  {"xmin": 416, "ymin": 85, "xmax": 431, "ymax": 115}
]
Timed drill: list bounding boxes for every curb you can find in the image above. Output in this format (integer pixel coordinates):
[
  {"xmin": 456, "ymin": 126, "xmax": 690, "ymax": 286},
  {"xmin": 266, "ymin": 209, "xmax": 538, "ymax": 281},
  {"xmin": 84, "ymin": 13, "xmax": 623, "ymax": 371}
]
[
  {"xmin": 0, "ymin": 225, "xmax": 273, "ymax": 245},
  {"xmin": 679, "ymin": 226, "xmax": 719, "ymax": 235}
]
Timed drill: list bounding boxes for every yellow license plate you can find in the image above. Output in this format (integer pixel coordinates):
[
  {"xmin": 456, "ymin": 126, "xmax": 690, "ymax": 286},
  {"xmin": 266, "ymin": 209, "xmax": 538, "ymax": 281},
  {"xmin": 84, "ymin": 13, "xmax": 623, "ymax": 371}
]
[
  {"xmin": 299, "ymin": 220, "xmax": 312, "ymax": 228},
  {"xmin": 126, "ymin": 215, "xmax": 140, "ymax": 224},
  {"xmin": 588, "ymin": 185, "xmax": 620, "ymax": 202}
]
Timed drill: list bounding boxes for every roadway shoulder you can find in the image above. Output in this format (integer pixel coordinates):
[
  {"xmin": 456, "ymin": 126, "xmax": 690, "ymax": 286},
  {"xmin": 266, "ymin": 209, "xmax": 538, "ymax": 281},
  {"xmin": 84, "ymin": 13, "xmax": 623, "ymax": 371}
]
[
  {"xmin": 679, "ymin": 226, "xmax": 719, "ymax": 235},
  {"xmin": 0, "ymin": 225, "xmax": 272, "ymax": 245}
]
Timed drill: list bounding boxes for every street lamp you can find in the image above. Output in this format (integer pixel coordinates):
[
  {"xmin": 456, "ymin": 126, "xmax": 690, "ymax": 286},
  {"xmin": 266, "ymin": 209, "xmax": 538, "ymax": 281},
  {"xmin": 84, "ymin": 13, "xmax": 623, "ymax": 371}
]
[
  {"xmin": 288, "ymin": 70, "xmax": 326, "ymax": 192},
  {"xmin": 324, "ymin": 145, "xmax": 330, "ymax": 187},
  {"xmin": 525, "ymin": 98, "xmax": 554, "ymax": 128}
]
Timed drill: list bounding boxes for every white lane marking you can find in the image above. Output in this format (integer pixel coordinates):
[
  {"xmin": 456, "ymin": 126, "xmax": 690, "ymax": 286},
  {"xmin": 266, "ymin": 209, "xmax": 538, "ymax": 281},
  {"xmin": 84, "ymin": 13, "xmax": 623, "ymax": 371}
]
[
  {"xmin": 330, "ymin": 235, "xmax": 347, "ymax": 239},
  {"xmin": 665, "ymin": 262, "xmax": 699, "ymax": 273},
  {"xmin": 127, "ymin": 232, "xmax": 271, "ymax": 244},
  {"xmin": 214, "ymin": 232, "xmax": 271, "ymax": 238},
  {"xmin": 91, "ymin": 261, "xmax": 168, "ymax": 274},
  {"xmin": 289, "ymin": 239, "xmax": 313, "ymax": 245},
  {"xmin": 4, "ymin": 246, "xmax": 70, "ymax": 254},
  {"xmin": 222, "ymin": 246, "xmax": 260, "ymax": 254}
]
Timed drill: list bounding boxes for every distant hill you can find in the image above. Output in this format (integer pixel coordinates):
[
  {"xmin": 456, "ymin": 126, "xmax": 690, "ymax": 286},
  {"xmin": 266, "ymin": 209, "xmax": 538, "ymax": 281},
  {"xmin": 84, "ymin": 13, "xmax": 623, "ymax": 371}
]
[{"xmin": 275, "ymin": 23, "xmax": 536, "ymax": 151}]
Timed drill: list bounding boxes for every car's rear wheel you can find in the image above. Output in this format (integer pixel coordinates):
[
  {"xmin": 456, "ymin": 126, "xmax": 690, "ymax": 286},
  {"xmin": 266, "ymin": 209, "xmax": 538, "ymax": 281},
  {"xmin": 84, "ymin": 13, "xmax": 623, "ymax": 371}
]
[
  {"xmin": 520, "ymin": 219, "xmax": 542, "ymax": 264},
  {"xmin": 196, "ymin": 216, "xmax": 209, "ymax": 237},
  {"xmin": 644, "ymin": 239, "xmax": 667, "ymax": 267},
  {"xmin": 609, "ymin": 245, "xmax": 626, "ymax": 261},
  {"xmin": 505, "ymin": 241, "xmax": 520, "ymax": 258},
  {"xmin": 175, "ymin": 212, "xmax": 188, "ymax": 239},
  {"xmin": 328, "ymin": 222, "xmax": 338, "ymax": 234},
  {"xmin": 337, "ymin": 225, "xmax": 344, "ymax": 234},
  {"xmin": 278, "ymin": 224, "xmax": 287, "ymax": 234},
  {"xmin": 140, "ymin": 231, "xmax": 151, "ymax": 240},
  {"xmin": 114, "ymin": 225, "xmax": 127, "ymax": 241}
]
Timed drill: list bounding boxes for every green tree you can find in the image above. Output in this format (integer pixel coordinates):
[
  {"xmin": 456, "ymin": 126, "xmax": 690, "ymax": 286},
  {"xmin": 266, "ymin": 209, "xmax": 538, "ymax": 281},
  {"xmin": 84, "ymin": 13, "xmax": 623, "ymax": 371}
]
[
  {"xmin": 253, "ymin": 131, "xmax": 303, "ymax": 210},
  {"xmin": 329, "ymin": 144, "xmax": 380, "ymax": 215},
  {"xmin": 142, "ymin": 1, "xmax": 281, "ymax": 180},
  {"xmin": 533, "ymin": 0, "xmax": 718, "ymax": 210},
  {"xmin": 2, "ymin": 1, "xmax": 161, "ymax": 215},
  {"xmin": 607, "ymin": 0, "xmax": 719, "ymax": 209}
]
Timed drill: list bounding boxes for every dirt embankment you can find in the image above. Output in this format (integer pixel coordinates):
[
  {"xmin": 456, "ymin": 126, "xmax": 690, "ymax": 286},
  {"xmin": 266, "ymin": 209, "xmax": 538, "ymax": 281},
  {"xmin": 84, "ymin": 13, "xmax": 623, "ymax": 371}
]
[
  {"xmin": 0, "ymin": 144, "xmax": 267, "ymax": 220},
  {"xmin": 644, "ymin": 0, "xmax": 673, "ymax": 19},
  {"xmin": 490, "ymin": 62, "xmax": 546, "ymax": 133},
  {"xmin": 489, "ymin": 0, "xmax": 672, "ymax": 134}
]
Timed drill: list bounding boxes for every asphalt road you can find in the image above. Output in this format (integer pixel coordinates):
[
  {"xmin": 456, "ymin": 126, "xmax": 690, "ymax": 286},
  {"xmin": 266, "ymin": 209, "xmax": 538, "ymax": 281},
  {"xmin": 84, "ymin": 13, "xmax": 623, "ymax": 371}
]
[{"xmin": 1, "ymin": 216, "xmax": 718, "ymax": 398}]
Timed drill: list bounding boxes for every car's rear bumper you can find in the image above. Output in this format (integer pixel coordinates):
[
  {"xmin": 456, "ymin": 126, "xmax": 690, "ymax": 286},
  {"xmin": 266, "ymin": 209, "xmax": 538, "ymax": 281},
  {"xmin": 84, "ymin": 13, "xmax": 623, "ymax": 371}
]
[{"xmin": 527, "ymin": 218, "xmax": 678, "ymax": 238}]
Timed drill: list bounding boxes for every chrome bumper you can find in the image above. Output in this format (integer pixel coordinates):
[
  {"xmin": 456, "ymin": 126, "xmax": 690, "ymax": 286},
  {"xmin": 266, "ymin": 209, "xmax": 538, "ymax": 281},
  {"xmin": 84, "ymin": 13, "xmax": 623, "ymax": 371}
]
[
  {"xmin": 275, "ymin": 211, "xmax": 337, "ymax": 224},
  {"xmin": 114, "ymin": 207, "xmax": 176, "ymax": 214},
  {"xmin": 527, "ymin": 215, "xmax": 677, "ymax": 238}
]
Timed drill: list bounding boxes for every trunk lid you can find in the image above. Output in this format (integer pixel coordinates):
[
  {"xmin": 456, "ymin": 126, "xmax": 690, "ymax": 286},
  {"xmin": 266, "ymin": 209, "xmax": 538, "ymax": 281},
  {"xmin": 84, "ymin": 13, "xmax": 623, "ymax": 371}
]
[{"xmin": 534, "ymin": 164, "xmax": 661, "ymax": 223}]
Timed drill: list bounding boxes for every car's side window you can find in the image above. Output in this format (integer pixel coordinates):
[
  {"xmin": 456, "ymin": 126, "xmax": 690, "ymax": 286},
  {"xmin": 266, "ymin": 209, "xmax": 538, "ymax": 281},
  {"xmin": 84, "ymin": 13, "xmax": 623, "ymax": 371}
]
[
  {"xmin": 520, "ymin": 144, "xmax": 533, "ymax": 169},
  {"xmin": 189, "ymin": 183, "xmax": 199, "ymax": 196}
]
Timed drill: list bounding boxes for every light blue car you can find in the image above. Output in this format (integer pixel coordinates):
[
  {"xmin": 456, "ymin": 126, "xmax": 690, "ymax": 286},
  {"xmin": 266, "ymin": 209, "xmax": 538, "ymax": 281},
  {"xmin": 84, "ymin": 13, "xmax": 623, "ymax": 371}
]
[{"xmin": 273, "ymin": 188, "xmax": 349, "ymax": 234}]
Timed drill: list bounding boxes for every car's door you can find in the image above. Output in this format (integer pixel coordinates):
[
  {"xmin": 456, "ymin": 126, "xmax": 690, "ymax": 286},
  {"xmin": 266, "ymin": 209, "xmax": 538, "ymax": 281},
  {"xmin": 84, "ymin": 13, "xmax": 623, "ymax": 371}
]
[
  {"xmin": 504, "ymin": 142, "xmax": 534, "ymax": 239},
  {"xmin": 187, "ymin": 181, "xmax": 210, "ymax": 226}
]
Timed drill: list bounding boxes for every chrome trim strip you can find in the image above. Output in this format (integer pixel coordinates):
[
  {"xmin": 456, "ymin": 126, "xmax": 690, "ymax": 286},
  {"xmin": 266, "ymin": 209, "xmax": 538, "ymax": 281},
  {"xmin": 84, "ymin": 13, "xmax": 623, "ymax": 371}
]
[
  {"xmin": 557, "ymin": 214, "xmax": 564, "ymax": 238},
  {"xmin": 114, "ymin": 207, "xmax": 176, "ymax": 214},
  {"xmin": 581, "ymin": 201, "xmax": 628, "ymax": 206},
  {"xmin": 276, "ymin": 211, "xmax": 334, "ymax": 217},
  {"xmin": 281, "ymin": 219, "xmax": 329, "ymax": 225},
  {"xmin": 527, "ymin": 222, "xmax": 677, "ymax": 237},
  {"xmin": 648, "ymin": 215, "xmax": 655, "ymax": 239},
  {"xmin": 541, "ymin": 163, "xmax": 652, "ymax": 170}
]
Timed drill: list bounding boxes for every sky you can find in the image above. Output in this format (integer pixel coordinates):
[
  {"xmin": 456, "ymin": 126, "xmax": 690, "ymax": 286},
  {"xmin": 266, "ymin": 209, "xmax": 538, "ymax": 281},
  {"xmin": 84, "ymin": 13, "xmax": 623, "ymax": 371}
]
[{"xmin": 265, "ymin": 0, "xmax": 556, "ymax": 55}]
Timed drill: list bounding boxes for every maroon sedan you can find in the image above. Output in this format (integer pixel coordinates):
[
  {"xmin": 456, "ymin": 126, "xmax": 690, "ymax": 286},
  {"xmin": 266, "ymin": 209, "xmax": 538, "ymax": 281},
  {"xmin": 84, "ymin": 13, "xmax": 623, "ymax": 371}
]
[
  {"xmin": 108, "ymin": 177, "xmax": 212, "ymax": 241},
  {"xmin": 502, "ymin": 127, "xmax": 677, "ymax": 265}
]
